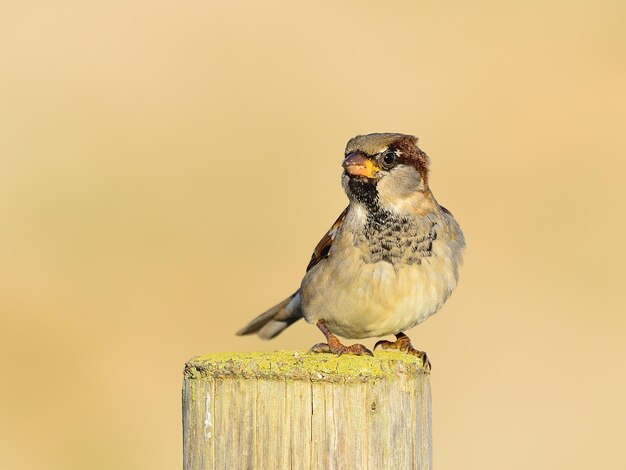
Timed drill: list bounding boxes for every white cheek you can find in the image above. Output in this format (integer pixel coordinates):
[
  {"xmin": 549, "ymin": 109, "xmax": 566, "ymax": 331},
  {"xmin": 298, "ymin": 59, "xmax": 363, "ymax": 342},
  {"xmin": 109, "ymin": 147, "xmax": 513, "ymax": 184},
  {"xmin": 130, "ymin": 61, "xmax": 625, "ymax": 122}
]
[{"xmin": 377, "ymin": 166, "xmax": 423, "ymax": 211}]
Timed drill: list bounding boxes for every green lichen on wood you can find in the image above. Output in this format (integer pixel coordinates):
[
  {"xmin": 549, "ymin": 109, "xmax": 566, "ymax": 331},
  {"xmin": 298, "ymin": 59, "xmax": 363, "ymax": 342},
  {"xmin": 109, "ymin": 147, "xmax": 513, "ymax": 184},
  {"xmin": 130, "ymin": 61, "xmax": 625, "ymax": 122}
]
[
  {"xmin": 184, "ymin": 350, "xmax": 427, "ymax": 383},
  {"xmin": 189, "ymin": 379, "xmax": 196, "ymax": 402}
]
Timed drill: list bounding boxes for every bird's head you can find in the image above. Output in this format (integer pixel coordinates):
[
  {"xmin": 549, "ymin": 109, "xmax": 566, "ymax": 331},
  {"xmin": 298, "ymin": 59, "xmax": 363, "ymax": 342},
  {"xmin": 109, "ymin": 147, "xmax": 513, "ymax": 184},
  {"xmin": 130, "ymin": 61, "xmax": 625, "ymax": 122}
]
[{"xmin": 341, "ymin": 133, "xmax": 432, "ymax": 214}]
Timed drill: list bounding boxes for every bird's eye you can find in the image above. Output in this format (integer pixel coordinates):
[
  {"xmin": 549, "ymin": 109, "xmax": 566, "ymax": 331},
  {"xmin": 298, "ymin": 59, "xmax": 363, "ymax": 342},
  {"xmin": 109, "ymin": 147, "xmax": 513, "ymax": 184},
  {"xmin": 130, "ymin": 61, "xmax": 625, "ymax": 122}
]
[{"xmin": 381, "ymin": 151, "xmax": 397, "ymax": 167}]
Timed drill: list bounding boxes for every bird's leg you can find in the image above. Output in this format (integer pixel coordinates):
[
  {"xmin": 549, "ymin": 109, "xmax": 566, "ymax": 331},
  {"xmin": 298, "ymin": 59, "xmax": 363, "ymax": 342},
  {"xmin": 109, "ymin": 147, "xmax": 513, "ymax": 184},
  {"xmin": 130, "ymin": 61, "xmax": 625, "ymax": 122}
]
[
  {"xmin": 374, "ymin": 332, "xmax": 431, "ymax": 370},
  {"xmin": 309, "ymin": 320, "xmax": 373, "ymax": 357}
]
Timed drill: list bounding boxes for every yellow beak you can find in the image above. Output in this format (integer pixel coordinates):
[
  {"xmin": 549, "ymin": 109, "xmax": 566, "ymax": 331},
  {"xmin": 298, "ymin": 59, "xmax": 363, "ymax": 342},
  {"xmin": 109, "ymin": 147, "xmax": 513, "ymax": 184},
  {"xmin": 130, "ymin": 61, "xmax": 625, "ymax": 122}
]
[{"xmin": 342, "ymin": 152, "xmax": 378, "ymax": 178}]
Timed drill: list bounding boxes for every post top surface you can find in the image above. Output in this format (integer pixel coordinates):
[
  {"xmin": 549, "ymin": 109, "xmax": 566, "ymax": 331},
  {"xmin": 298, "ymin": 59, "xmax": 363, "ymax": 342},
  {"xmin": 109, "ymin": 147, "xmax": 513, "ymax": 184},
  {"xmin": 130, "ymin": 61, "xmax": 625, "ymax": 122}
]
[{"xmin": 184, "ymin": 350, "xmax": 428, "ymax": 383}]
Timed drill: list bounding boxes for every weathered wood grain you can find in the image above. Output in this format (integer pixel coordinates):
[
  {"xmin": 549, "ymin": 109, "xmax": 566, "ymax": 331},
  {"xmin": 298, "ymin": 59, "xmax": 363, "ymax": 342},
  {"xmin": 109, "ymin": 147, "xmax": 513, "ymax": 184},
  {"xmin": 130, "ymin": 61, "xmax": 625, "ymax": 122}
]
[{"xmin": 183, "ymin": 351, "xmax": 431, "ymax": 470}]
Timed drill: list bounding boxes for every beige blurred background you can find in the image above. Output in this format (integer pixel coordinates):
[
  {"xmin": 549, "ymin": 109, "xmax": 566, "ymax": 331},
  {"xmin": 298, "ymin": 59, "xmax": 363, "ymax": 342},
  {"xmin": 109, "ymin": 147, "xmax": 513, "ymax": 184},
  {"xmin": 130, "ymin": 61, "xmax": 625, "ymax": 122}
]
[{"xmin": 1, "ymin": 1, "xmax": 625, "ymax": 469}]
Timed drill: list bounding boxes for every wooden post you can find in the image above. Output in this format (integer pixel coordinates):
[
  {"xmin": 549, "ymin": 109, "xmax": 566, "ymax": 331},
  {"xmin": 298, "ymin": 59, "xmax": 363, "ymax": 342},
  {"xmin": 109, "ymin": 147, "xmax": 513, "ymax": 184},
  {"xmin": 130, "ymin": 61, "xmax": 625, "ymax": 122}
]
[{"xmin": 182, "ymin": 351, "xmax": 431, "ymax": 469}]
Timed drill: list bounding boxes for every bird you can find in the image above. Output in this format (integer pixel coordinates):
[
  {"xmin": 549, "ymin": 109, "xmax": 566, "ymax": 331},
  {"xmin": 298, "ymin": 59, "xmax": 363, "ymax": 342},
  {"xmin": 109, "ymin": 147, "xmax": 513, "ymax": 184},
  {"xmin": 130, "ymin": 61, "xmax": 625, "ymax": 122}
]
[{"xmin": 237, "ymin": 133, "xmax": 465, "ymax": 369}]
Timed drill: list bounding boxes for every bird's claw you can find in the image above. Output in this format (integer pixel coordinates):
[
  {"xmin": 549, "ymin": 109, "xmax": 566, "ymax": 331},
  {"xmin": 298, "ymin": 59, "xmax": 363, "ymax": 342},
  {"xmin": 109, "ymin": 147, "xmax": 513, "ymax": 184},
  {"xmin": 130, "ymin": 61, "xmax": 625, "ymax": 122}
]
[
  {"xmin": 374, "ymin": 339, "xmax": 394, "ymax": 350},
  {"xmin": 309, "ymin": 342, "xmax": 373, "ymax": 357},
  {"xmin": 309, "ymin": 343, "xmax": 331, "ymax": 354},
  {"xmin": 374, "ymin": 334, "xmax": 431, "ymax": 370},
  {"xmin": 409, "ymin": 349, "xmax": 431, "ymax": 371}
]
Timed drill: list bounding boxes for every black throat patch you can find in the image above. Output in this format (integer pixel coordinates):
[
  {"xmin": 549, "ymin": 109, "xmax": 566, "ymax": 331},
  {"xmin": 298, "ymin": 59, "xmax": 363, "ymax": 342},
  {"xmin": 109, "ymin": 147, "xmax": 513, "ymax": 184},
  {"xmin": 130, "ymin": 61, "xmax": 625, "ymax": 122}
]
[
  {"xmin": 347, "ymin": 177, "xmax": 437, "ymax": 265},
  {"xmin": 347, "ymin": 177, "xmax": 379, "ymax": 210}
]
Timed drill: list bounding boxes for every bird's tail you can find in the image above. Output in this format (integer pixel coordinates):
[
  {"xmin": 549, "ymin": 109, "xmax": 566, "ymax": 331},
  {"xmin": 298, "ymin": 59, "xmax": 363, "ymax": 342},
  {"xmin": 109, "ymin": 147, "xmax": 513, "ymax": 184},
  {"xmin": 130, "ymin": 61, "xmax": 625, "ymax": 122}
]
[{"xmin": 236, "ymin": 291, "xmax": 303, "ymax": 339}]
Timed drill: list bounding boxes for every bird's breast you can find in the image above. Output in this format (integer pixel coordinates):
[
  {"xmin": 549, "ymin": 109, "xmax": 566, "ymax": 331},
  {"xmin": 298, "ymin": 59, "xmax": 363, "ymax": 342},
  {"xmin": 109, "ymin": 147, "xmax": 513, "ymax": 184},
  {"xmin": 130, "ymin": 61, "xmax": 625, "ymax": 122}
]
[{"xmin": 300, "ymin": 227, "xmax": 460, "ymax": 339}]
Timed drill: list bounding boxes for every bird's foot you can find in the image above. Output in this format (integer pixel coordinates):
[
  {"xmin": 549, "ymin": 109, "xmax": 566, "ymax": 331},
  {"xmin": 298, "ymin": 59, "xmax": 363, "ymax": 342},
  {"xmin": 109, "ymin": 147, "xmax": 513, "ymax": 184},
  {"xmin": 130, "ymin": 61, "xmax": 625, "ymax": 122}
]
[
  {"xmin": 309, "ymin": 319, "xmax": 373, "ymax": 357},
  {"xmin": 309, "ymin": 340, "xmax": 373, "ymax": 357},
  {"xmin": 374, "ymin": 332, "xmax": 431, "ymax": 370}
]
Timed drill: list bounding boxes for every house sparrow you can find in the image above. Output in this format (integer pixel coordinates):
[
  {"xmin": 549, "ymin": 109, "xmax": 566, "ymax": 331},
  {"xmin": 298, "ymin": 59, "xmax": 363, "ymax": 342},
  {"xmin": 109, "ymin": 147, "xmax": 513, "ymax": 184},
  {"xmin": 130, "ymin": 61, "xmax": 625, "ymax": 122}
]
[{"xmin": 237, "ymin": 133, "xmax": 465, "ymax": 369}]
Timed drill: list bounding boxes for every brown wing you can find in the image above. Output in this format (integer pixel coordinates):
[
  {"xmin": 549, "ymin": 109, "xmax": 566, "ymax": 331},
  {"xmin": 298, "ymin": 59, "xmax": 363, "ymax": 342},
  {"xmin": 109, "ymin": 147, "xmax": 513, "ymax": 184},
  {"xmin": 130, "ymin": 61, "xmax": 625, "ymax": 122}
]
[{"xmin": 306, "ymin": 206, "xmax": 349, "ymax": 272}]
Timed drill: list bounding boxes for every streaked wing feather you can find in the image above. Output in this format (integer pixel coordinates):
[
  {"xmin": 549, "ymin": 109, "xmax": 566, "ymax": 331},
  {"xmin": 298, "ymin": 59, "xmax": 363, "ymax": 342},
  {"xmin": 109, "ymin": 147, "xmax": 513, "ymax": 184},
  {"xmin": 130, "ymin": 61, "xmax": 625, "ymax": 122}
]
[{"xmin": 306, "ymin": 206, "xmax": 349, "ymax": 272}]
